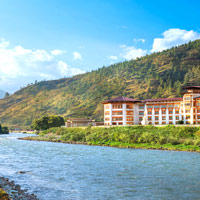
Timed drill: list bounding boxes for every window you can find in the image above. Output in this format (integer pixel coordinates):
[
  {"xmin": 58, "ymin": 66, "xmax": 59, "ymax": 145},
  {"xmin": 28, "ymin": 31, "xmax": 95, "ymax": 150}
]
[
  {"xmin": 127, "ymin": 122, "xmax": 133, "ymax": 125},
  {"xmin": 169, "ymin": 121, "xmax": 173, "ymax": 124},
  {"xmin": 155, "ymin": 122, "xmax": 159, "ymax": 125},
  {"xmin": 175, "ymin": 110, "xmax": 179, "ymax": 114},
  {"xmin": 169, "ymin": 110, "xmax": 173, "ymax": 114},
  {"xmin": 154, "ymin": 105, "xmax": 159, "ymax": 108},
  {"xmin": 126, "ymin": 117, "xmax": 133, "ymax": 121},
  {"xmin": 126, "ymin": 104, "xmax": 133, "ymax": 109},
  {"xmin": 161, "ymin": 105, "xmax": 166, "ymax": 108},
  {"xmin": 169, "ymin": 116, "xmax": 173, "ymax": 120},
  {"xmin": 148, "ymin": 111, "xmax": 152, "ymax": 115},
  {"xmin": 105, "ymin": 105, "xmax": 110, "ymax": 109},
  {"xmin": 197, "ymin": 115, "xmax": 200, "ymax": 119},
  {"xmin": 162, "ymin": 122, "xmax": 166, "ymax": 124},
  {"xmin": 113, "ymin": 104, "xmax": 122, "ymax": 109},
  {"xmin": 176, "ymin": 116, "xmax": 179, "ymax": 120},
  {"xmin": 162, "ymin": 116, "xmax": 166, "ymax": 120},
  {"xmin": 197, "ymin": 103, "xmax": 200, "ymax": 106},
  {"xmin": 105, "ymin": 111, "xmax": 110, "ymax": 115},
  {"xmin": 168, "ymin": 105, "xmax": 173, "ymax": 108},
  {"xmin": 186, "ymin": 116, "xmax": 190, "ymax": 119},
  {"xmin": 184, "ymin": 96, "xmax": 191, "ymax": 101},
  {"xmin": 162, "ymin": 110, "xmax": 166, "ymax": 114},
  {"xmin": 139, "ymin": 105, "xmax": 144, "ymax": 109},
  {"xmin": 147, "ymin": 105, "xmax": 152, "ymax": 108},
  {"xmin": 185, "ymin": 103, "xmax": 191, "ymax": 106},
  {"xmin": 105, "ymin": 118, "xmax": 110, "ymax": 121},
  {"xmin": 148, "ymin": 116, "xmax": 152, "ymax": 120},
  {"xmin": 155, "ymin": 111, "xmax": 159, "ymax": 115},
  {"xmin": 139, "ymin": 117, "xmax": 143, "ymax": 121},
  {"xmin": 197, "ymin": 110, "xmax": 200, "ymax": 113},
  {"xmin": 174, "ymin": 104, "xmax": 179, "ymax": 107},
  {"xmin": 186, "ymin": 110, "xmax": 190, "ymax": 113},
  {"xmin": 112, "ymin": 111, "xmax": 122, "ymax": 115},
  {"xmin": 118, "ymin": 122, "xmax": 123, "ymax": 125},
  {"xmin": 126, "ymin": 111, "xmax": 133, "ymax": 115},
  {"xmin": 139, "ymin": 111, "xmax": 144, "ymax": 115},
  {"xmin": 112, "ymin": 117, "xmax": 123, "ymax": 121},
  {"xmin": 155, "ymin": 116, "xmax": 159, "ymax": 120}
]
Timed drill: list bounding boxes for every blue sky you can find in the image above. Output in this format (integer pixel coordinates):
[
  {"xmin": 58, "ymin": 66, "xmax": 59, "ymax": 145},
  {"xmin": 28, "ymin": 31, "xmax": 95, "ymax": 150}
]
[{"xmin": 0, "ymin": 0, "xmax": 200, "ymax": 92}]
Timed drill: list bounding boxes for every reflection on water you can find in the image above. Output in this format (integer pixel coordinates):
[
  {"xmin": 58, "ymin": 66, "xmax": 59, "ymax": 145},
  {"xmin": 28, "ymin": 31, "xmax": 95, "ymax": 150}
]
[{"xmin": 0, "ymin": 133, "xmax": 200, "ymax": 200}]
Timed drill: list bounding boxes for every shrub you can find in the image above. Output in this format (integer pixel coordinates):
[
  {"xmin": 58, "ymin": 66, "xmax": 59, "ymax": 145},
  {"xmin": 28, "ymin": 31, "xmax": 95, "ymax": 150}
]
[
  {"xmin": 195, "ymin": 130, "xmax": 200, "ymax": 138},
  {"xmin": 183, "ymin": 139, "xmax": 194, "ymax": 146},
  {"xmin": 194, "ymin": 140, "xmax": 200, "ymax": 146}
]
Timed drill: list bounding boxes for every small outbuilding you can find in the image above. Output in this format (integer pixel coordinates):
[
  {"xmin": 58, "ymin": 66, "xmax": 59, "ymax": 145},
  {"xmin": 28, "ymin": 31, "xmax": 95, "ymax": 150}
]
[{"xmin": 65, "ymin": 118, "xmax": 97, "ymax": 127}]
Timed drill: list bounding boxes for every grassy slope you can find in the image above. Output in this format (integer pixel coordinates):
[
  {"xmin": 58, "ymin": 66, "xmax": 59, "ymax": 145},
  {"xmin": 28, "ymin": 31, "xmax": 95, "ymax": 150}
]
[
  {"xmin": 0, "ymin": 40, "xmax": 200, "ymax": 128},
  {"xmin": 21, "ymin": 126, "xmax": 200, "ymax": 152}
]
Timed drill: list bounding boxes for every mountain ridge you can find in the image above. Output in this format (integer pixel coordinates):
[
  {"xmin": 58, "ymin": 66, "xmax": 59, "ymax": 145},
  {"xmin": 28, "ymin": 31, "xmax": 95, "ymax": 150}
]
[
  {"xmin": 0, "ymin": 90, "xmax": 6, "ymax": 99},
  {"xmin": 0, "ymin": 40, "xmax": 200, "ymax": 128}
]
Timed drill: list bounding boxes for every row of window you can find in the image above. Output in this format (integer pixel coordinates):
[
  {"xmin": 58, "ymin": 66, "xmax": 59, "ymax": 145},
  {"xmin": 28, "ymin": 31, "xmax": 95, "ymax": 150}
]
[
  {"xmin": 147, "ymin": 104, "xmax": 179, "ymax": 109},
  {"xmin": 105, "ymin": 117, "xmax": 134, "ymax": 122},
  {"xmin": 147, "ymin": 115, "xmax": 200, "ymax": 121},
  {"xmin": 147, "ymin": 116, "xmax": 180, "ymax": 121},
  {"xmin": 105, "ymin": 111, "xmax": 134, "ymax": 116},
  {"xmin": 147, "ymin": 110, "xmax": 179, "ymax": 115},
  {"xmin": 105, "ymin": 104, "xmax": 134, "ymax": 109}
]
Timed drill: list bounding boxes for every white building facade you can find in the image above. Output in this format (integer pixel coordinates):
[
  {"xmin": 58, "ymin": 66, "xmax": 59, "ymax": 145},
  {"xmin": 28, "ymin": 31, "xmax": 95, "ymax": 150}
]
[{"xmin": 103, "ymin": 86, "xmax": 200, "ymax": 125}]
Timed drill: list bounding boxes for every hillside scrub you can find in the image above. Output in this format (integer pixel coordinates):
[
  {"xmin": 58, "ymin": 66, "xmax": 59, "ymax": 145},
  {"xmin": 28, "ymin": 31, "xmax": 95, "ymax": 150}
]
[
  {"xmin": 23, "ymin": 125, "xmax": 200, "ymax": 152},
  {"xmin": 1, "ymin": 40, "xmax": 200, "ymax": 127}
]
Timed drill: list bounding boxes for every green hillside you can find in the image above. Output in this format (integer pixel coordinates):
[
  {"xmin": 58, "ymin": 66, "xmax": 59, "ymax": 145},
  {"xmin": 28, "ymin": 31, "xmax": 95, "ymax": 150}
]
[{"xmin": 0, "ymin": 40, "xmax": 200, "ymax": 128}]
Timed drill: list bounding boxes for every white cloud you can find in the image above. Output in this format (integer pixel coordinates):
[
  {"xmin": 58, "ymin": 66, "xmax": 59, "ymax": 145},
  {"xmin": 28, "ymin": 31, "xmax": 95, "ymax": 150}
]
[
  {"xmin": 109, "ymin": 56, "xmax": 118, "ymax": 60},
  {"xmin": 73, "ymin": 51, "xmax": 82, "ymax": 60},
  {"xmin": 133, "ymin": 38, "xmax": 145, "ymax": 43},
  {"xmin": 0, "ymin": 38, "xmax": 85, "ymax": 92},
  {"xmin": 120, "ymin": 45, "xmax": 147, "ymax": 60},
  {"xmin": 151, "ymin": 28, "xmax": 200, "ymax": 52},
  {"xmin": 51, "ymin": 49, "xmax": 65, "ymax": 56}
]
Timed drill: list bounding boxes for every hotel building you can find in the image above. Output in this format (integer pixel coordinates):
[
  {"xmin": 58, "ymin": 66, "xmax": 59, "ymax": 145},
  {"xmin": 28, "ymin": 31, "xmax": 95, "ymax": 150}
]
[{"xmin": 103, "ymin": 86, "xmax": 200, "ymax": 125}]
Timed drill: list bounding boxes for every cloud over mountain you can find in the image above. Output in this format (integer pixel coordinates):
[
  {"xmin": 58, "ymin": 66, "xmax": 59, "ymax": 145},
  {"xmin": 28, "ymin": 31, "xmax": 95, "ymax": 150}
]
[
  {"xmin": 0, "ymin": 39, "xmax": 84, "ymax": 92},
  {"xmin": 151, "ymin": 28, "xmax": 200, "ymax": 52}
]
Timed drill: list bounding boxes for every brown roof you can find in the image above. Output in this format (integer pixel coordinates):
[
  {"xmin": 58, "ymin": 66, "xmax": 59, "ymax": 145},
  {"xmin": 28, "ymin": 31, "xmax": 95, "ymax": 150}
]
[
  {"xmin": 184, "ymin": 86, "xmax": 200, "ymax": 89},
  {"xmin": 102, "ymin": 96, "xmax": 139, "ymax": 104},
  {"xmin": 144, "ymin": 97, "xmax": 183, "ymax": 102}
]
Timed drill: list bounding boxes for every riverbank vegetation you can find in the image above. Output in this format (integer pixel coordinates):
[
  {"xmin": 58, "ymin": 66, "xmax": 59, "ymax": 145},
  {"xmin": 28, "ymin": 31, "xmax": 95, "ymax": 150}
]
[
  {"xmin": 0, "ymin": 124, "xmax": 9, "ymax": 134},
  {"xmin": 22, "ymin": 125, "xmax": 200, "ymax": 152}
]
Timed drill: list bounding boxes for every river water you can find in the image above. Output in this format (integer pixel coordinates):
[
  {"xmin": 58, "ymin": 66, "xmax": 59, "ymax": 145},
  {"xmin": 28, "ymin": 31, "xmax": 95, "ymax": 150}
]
[{"xmin": 0, "ymin": 133, "xmax": 200, "ymax": 200}]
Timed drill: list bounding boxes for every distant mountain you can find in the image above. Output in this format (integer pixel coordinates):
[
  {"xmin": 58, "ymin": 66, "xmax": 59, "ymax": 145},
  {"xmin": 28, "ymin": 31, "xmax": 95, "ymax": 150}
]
[
  {"xmin": 0, "ymin": 39, "xmax": 200, "ymax": 128},
  {"xmin": 0, "ymin": 90, "xmax": 6, "ymax": 99}
]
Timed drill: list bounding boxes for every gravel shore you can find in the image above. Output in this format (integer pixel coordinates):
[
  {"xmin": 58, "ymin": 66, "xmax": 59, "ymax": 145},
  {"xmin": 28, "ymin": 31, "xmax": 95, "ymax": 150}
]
[{"xmin": 0, "ymin": 177, "xmax": 39, "ymax": 200}]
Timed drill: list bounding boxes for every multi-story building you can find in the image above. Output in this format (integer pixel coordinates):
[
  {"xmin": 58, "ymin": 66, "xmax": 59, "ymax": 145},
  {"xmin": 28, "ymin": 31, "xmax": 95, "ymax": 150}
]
[{"xmin": 103, "ymin": 86, "xmax": 200, "ymax": 125}]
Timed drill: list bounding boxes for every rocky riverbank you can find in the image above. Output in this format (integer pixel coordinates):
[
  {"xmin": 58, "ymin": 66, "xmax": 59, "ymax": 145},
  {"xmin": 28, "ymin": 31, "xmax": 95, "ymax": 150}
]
[{"xmin": 0, "ymin": 177, "xmax": 39, "ymax": 200}]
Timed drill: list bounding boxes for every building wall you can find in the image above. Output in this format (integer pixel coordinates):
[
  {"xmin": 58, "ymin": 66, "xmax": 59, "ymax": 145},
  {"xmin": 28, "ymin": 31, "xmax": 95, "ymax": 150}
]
[{"xmin": 103, "ymin": 89, "xmax": 200, "ymax": 126}]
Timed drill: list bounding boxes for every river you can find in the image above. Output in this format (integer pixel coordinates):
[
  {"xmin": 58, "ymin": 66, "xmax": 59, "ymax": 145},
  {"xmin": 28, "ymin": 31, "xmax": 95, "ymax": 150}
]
[{"xmin": 0, "ymin": 133, "xmax": 200, "ymax": 200}]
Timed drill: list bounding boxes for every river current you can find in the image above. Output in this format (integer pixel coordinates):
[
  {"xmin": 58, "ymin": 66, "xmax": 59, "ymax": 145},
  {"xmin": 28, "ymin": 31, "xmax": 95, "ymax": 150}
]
[{"xmin": 0, "ymin": 133, "xmax": 200, "ymax": 200}]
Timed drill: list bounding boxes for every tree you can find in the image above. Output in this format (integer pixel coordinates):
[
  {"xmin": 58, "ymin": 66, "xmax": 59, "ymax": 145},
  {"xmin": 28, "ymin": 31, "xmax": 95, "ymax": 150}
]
[
  {"xmin": 31, "ymin": 115, "xmax": 65, "ymax": 130},
  {"xmin": 4, "ymin": 92, "xmax": 10, "ymax": 98},
  {"xmin": 0, "ymin": 124, "xmax": 9, "ymax": 134}
]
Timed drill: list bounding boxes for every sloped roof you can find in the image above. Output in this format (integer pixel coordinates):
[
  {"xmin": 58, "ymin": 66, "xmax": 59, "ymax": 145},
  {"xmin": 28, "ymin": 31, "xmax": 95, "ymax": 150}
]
[
  {"xmin": 184, "ymin": 86, "xmax": 200, "ymax": 89},
  {"xmin": 144, "ymin": 97, "xmax": 183, "ymax": 102},
  {"xmin": 102, "ymin": 96, "xmax": 139, "ymax": 104}
]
